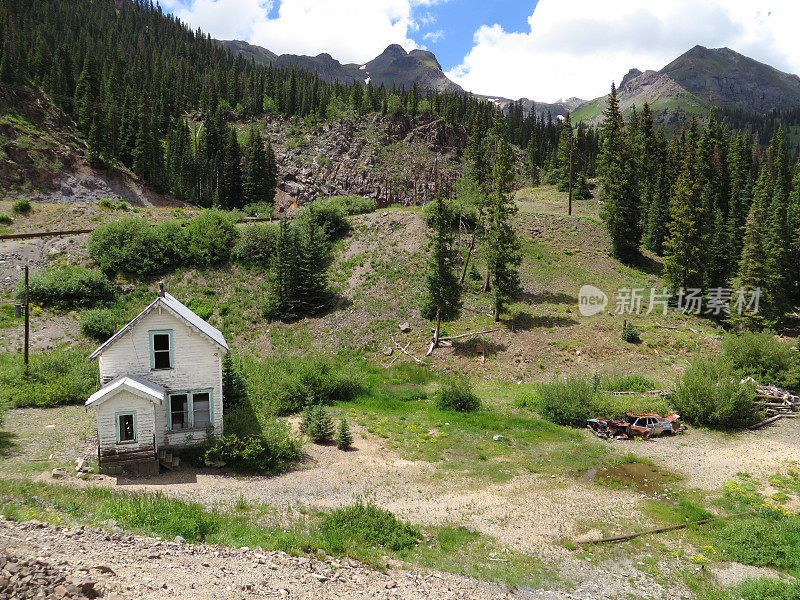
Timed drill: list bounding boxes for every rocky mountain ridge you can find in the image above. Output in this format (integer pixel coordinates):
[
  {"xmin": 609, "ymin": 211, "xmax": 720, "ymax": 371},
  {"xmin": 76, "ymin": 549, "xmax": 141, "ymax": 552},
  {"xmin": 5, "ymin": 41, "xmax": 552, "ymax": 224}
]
[
  {"xmin": 571, "ymin": 45, "xmax": 800, "ymax": 129},
  {"xmin": 221, "ymin": 41, "xmax": 463, "ymax": 93}
]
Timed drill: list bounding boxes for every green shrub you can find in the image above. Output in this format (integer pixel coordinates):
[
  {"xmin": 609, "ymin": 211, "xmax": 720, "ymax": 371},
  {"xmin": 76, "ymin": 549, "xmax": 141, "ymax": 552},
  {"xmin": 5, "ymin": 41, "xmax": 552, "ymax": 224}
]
[
  {"xmin": 222, "ymin": 354, "xmax": 248, "ymax": 414},
  {"xmin": 621, "ymin": 322, "xmax": 640, "ymax": 343},
  {"xmin": 723, "ymin": 332, "xmax": 800, "ymax": 392},
  {"xmin": 735, "ymin": 578, "xmax": 800, "ymax": 600},
  {"xmin": 231, "ymin": 224, "xmax": 278, "ymax": 270},
  {"xmin": 243, "ymin": 356, "xmax": 363, "ymax": 416},
  {"xmin": 601, "ymin": 373, "xmax": 656, "ymax": 392},
  {"xmin": 0, "ymin": 214, "xmax": 12, "ymax": 225},
  {"xmin": 319, "ymin": 195, "xmax": 377, "ymax": 215},
  {"xmin": 336, "ymin": 418, "xmax": 353, "ymax": 450},
  {"xmin": 12, "ymin": 198, "xmax": 31, "ymax": 214},
  {"xmin": 302, "ymin": 405, "xmax": 335, "ymax": 443},
  {"xmin": 98, "ymin": 198, "xmax": 114, "ymax": 209},
  {"xmin": 319, "ymin": 500, "xmax": 419, "ymax": 553},
  {"xmin": 435, "ymin": 377, "xmax": 480, "ymax": 412},
  {"xmin": 185, "ymin": 298, "xmax": 213, "ymax": 320},
  {"xmin": 242, "ymin": 202, "xmax": 274, "ymax": 218},
  {"xmin": 672, "ymin": 357, "xmax": 758, "ymax": 429},
  {"xmin": 79, "ymin": 308, "xmax": 120, "ymax": 340},
  {"xmin": 0, "ymin": 347, "xmax": 98, "ymax": 407},
  {"xmin": 185, "ymin": 210, "xmax": 238, "ymax": 267},
  {"xmin": 203, "ymin": 425, "xmax": 301, "ymax": 473},
  {"xmin": 20, "ymin": 267, "xmax": 114, "ymax": 310},
  {"xmin": 89, "ymin": 217, "xmax": 188, "ymax": 279},
  {"xmin": 297, "ymin": 201, "xmax": 349, "ymax": 240},
  {"xmin": 422, "ymin": 197, "xmax": 480, "ymax": 230},
  {"xmin": 537, "ymin": 377, "xmax": 597, "ymax": 427}
]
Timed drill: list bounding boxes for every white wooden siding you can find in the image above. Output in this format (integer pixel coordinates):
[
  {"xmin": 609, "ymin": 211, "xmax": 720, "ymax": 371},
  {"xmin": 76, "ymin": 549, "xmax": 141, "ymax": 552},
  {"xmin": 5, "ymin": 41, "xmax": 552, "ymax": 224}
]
[
  {"xmin": 96, "ymin": 391, "xmax": 156, "ymax": 451},
  {"xmin": 97, "ymin": 308, "xmax": 224, "ymax": 448}
]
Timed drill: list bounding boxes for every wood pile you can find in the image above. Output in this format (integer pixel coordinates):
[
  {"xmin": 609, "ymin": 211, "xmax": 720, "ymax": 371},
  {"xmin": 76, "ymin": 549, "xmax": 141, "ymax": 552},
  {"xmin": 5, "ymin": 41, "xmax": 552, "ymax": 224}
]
[
  {"xmin": 747, "ymin": 381, "xmax": 799, "ymax": 430},
  {"xmin": 754, "ymin": 384, "xmax": 798, "ymax": 416}
]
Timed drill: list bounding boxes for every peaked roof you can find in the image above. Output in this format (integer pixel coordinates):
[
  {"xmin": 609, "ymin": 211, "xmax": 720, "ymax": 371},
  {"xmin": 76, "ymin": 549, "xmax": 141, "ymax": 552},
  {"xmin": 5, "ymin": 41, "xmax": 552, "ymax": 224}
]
[
  {"xmin": 85, "ymin": 374, "xmax": 166, "ymax": 408},
  {"xmin": 89, "ymin": 291, "xmax": 229, "ymax": 361}
]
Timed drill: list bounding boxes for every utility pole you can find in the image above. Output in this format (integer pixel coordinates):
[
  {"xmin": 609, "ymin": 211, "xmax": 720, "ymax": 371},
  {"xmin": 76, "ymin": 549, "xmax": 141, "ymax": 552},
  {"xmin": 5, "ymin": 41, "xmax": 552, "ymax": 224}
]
[
  {"xmin": 568, "ymin": 134, "xmax": 574, "ymax": 217},
  {"xmin": 24, "ymin": 264, "xmax": 29, "ymax": 370}
]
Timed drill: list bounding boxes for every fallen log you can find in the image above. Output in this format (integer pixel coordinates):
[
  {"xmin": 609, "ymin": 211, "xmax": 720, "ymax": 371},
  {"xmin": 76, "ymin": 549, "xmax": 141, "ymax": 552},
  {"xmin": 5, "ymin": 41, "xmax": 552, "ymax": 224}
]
[
  {"xmin": 437, "ymin": 327, "xmax": 504, "ymax": 342},
  {"xmin": 584, "ymin": 511, "xmax": 755, "ymax": 544},
  {"xmin": 749, "ymin": 415, "xmax": 785, "ymax": 430},
  {"xmin": 391, "ymin": 337, "xmax": 429, "ymax": 365}
]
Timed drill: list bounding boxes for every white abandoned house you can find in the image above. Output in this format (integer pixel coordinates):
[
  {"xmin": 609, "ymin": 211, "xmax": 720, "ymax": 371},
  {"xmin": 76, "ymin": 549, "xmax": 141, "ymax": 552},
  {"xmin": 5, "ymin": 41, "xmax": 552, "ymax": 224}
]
[{"xmin": 85, "ymin": 284, "xmax": 228, "ymax": 474}]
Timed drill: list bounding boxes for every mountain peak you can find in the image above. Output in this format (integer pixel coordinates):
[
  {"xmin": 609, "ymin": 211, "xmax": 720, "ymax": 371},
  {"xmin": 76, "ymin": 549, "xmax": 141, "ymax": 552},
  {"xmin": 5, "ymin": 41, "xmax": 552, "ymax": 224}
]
[
  {"xmin": 661, "ymin": 45, "xmax": 800, "ymax": 112},
  {"xmin": 619, "ymin": 68, "xmax": 643, "ymax": 91},
  {"xmin": 381, "ymin": 44, "xmax": 407, "ymax": 57}
]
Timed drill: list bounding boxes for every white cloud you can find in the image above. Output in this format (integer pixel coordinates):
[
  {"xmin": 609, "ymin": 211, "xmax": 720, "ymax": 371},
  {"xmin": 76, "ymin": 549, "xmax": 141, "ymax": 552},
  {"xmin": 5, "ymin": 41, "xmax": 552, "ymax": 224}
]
[
  {"xmin": 446, "ymin": 0, "xmax": 800, "ymax": 103},
  {"xmin": 168, "ymin": 0, "xmax": 272, "ymax": 41},
  {"xmin": 423, "ymin": 29, "xmax": 444, "ymax": 43},
  {"xmin": 170, "ymin": 0, "xmax": 437, "ymax": 62}
]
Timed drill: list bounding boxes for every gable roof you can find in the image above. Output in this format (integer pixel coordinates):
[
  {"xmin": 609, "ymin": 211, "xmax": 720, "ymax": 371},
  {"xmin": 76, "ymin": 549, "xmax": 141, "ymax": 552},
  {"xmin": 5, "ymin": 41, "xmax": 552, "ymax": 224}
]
[
  {"xmin": 89, "ymin": 291, "xmax": 229, "ymax": 361},
  {"xmin": 85, "ymin": 374, "xmax": 166, "ymax": 409}
]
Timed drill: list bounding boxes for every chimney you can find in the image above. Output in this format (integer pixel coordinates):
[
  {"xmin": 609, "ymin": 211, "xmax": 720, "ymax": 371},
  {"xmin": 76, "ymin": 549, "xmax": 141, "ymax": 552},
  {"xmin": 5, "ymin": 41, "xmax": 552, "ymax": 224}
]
[{"xmin": 158, "ymin": 281, "xmax": 165, "ymax": 297}]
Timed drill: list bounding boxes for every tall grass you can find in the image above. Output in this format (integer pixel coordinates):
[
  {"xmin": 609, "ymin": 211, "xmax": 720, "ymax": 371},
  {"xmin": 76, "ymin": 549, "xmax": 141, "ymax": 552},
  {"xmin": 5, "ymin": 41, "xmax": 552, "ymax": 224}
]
[{"xmin": 0, "ymin": 347, "xmax": 98, "ymax": 407}]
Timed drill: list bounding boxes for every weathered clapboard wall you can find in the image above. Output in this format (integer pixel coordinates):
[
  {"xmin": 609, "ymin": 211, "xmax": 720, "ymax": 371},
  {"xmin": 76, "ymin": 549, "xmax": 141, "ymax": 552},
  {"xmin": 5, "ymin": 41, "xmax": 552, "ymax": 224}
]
[
  {"xmin": 98, "ymin": 308, "xmax": 224, "ymax": 448},
  {"xmin": 96, "ymin": 390, "xmax": 157, "ymax": 464}
]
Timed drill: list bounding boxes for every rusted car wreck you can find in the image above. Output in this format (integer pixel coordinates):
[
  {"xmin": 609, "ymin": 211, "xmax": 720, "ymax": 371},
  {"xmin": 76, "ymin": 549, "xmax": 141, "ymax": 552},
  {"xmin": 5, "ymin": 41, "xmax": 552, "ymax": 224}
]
[{"xmin": 587, "ymin": 413, "xmax": 686, "ymax": 440}]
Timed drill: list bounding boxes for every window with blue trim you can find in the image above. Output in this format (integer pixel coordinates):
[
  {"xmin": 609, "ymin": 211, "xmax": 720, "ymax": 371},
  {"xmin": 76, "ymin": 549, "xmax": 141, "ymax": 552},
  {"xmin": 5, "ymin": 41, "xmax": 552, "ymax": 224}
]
[
  {"xmin": 169, "ymin": 391, "xmax": 212, "ymax": 430},
  {"xmin": 150, "ymin": 330, "xmax": 173, "ymax": 370},
  {"xmin": 117, "ymin": 412, "xmax": 136, "ymax": 442}
]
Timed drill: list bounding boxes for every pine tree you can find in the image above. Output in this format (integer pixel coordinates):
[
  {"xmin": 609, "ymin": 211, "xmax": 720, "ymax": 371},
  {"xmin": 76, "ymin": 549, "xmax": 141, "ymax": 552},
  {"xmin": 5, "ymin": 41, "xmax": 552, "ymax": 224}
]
[
  {"xmin": 220, "ymin": 127, "xmax": 243, "ymax": 210},
  {"xmin": 598, "ymin": 84, "xmax": 641, "ymax": 260},
  {"xmin": 266, "ymin": 217, "xmax": 298, "ymax": 321},
  {"xmin": 730, "ymin": 202, "xmax": 769, "ymax": 330},
  {"xmin": 335, "ymin": 418, "xmax": 353, "ymax": 450},
  {"xmin": 663, "ymin": 124, "xmax": 709, "ymax": 292},
  {"xmin": 706, "ymin": 207, "xmax": 729, "ymax": 289},
  {"xmin": 293, "ymin": 210, "xmax": 332, "ymax": 315},
  {"xmin": 132, "ymin": 96, "xmax": 154, "ymax": 181},
  {"xmin": 421, "ymin": 191, "xmax": 462, "ymax": 344},
  {"xmin": 485, "ymin": 138, "xmax": 521, "ymax": 321},
  {"xmin": 466, "ymin": 115, "xmax": 490, "ymax": 190},
  {"xmin": 243, "ymin": 126, "xmax": 269, "ymax": 206},
  {"xmin": 642, "ymin": 128, "xmax": 670, "ymax": 255},
  {"xmin": 554, "ymin": 112, "xmax": 574, "ymax": 192},
  {"xmin": 74, "ymin": 53, "xmax": 100, "ymax": 134}
]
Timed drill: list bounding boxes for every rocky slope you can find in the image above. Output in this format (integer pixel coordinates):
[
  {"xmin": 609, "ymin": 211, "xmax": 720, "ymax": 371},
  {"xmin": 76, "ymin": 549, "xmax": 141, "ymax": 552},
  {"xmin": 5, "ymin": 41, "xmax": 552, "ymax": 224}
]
[{"xmin": 254, "ymin": 112, "xmax": 468, "ymax": 208}]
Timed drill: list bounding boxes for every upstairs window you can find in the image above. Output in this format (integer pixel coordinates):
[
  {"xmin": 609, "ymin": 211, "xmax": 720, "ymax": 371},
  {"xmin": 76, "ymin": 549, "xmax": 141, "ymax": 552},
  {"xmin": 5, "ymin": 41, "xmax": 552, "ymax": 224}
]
[{"xmin": 150, "ymin": 330, "xmax": 173, "ymax": 370}]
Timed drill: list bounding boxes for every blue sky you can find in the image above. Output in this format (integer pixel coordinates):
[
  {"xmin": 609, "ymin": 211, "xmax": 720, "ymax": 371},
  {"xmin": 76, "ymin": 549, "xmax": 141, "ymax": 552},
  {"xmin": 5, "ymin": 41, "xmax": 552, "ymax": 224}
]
[
  {"xmin": 162, "ymin": 0, "xmax": 800, "ymax": 102},
  {"xmin": 406, "ymin": 1, "xmax": 538, "ymax": 71}
]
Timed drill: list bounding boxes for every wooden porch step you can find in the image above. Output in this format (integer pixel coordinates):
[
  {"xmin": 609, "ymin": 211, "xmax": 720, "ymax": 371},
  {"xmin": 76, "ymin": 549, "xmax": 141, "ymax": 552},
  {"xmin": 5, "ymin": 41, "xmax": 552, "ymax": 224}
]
[{"xmin": 158, "ymin": 449, "xmax": 181, "ymax": 471}]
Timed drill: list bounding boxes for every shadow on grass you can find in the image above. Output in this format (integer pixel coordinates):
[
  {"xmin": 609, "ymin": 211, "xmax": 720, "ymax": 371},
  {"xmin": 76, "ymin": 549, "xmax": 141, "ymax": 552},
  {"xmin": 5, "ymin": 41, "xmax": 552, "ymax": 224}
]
[
  {"xmin": 453, "ymin": 337, "xmax": 507, "ymax": 357},
  {"xmin": 507, "ymin": 311, "xmax": 578, "ymax": 330},
  {"xmin": 522, "ymin": 291, "xmax": 578, "ymax": 306},
  {"xmin": 625, "ymin": 250, "xmax": 664, "ymax": 277},
  {"xmin": 0, "ymin": 431, "xmax": 18, "ymax": 457}
]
